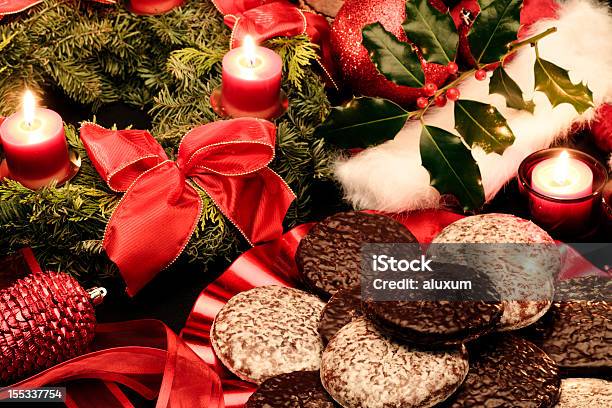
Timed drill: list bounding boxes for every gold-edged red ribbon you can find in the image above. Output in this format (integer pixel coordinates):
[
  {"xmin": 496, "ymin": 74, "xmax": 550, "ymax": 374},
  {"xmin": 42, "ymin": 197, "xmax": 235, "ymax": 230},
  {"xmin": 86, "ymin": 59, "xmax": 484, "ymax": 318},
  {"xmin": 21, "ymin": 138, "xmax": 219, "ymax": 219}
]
[{"xmin": 80, "ymin": 118, "xmax": 295, "ymax": 296}]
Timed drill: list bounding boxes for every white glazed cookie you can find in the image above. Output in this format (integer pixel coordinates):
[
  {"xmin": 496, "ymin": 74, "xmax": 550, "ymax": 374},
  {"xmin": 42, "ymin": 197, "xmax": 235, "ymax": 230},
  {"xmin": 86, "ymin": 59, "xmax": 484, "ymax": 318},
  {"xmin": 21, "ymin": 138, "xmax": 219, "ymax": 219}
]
[
  {"xmin": 320, "ymin": 317, "xmax": 469, "ymax": 408},
  {"xmin": 211, "ymin": 285, "xmax": 326, "ymax": 384},
  {"xmin": 555, "ymin": 378, "xmax": 612, "ymax": 407},
  {"xmin": 431, "ymin": 214, "xmax": 560, "ymax": 331}
]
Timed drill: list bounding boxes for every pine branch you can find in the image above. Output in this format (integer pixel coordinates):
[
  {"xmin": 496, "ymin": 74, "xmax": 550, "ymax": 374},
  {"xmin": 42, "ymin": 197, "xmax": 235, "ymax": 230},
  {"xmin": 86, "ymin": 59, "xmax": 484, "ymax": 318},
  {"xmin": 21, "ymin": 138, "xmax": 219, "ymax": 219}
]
[{"xmin": 0, "ymin": 0, "xmax": 338, "ymax": 288}]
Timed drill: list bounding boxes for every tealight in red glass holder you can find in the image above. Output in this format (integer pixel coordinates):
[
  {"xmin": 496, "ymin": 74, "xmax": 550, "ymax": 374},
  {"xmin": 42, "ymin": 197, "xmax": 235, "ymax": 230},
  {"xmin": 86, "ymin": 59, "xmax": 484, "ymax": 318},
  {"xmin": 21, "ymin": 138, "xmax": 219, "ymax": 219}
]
[
  {"xmin": 518, "ymin": 148, "xmax": 608, "ymax": 238},
  {"xmin": 602, "ymin": 180, "xmax": 612, "ymax": 234}
]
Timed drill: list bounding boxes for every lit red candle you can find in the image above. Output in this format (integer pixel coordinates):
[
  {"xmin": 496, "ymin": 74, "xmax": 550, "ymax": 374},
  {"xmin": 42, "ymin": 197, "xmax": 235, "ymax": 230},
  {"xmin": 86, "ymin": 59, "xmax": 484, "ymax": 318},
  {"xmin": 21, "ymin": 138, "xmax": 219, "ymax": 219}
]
[
  {"xmin": 0, "ymin": 91, "xmax": 70, "ymax": 189},
  {"xmin": 221, "ymin": 35, "xmax": 283, "ymax": 119},
  {"xmin": 530, "ymin": 150, "xmax": 594, "ymax": 231},
  {"xmin": 129, "ymin": 0, "xmax": 184, "ymax": 15}
]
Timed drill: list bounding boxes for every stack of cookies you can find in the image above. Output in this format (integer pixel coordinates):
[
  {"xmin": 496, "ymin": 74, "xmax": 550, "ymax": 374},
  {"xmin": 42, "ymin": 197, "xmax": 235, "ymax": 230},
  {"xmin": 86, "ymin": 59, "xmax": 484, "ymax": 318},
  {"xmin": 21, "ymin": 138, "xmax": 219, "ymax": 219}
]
[{"xmin": 210, "ymin": 212, "xmax": 611, "ymax": 407}]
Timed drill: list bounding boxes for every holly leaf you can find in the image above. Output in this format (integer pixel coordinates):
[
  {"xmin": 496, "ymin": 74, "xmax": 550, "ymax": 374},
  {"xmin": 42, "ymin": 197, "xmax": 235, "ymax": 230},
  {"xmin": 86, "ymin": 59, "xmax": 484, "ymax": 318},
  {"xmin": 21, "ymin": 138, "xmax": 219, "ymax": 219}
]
[
  {"xmin": 402, "ymin": 0, "xmax": 458, "ymax": 65},
  {"xmin": 489, "ymin": 66, "xmax": 535, "ymax": 113},
  {"xmin": 315, "ymin": 97, "xmax": 409, "ymax": 149},
  {"xmin": 454, "ymin": 99, "xmax": 515, "ymax": 154},
  {"xmin": 534, "ymin": 55, "xmax": 594, "ymax": 114},
  {"xmin": 420, "ymin": 125, "xmax": 485, "ymax": 212},
  {"xmin": 362, "ymin": 22, "xmax": 425, "ymax": 87},
  {"xmin": 468, "ymin": 0, "xmax": 521, "ymax": 64}
]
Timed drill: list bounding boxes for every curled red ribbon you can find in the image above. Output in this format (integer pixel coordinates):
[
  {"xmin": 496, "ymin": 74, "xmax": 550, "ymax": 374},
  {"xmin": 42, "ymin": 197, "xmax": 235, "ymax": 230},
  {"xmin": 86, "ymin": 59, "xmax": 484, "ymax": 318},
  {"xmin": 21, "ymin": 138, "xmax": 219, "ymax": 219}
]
[
  {"xmin": 0, "ymin": 320, "xmax": 224, "ymax": 408},
  {"xmin": 181, "ymin": 209, "xmax": 609, "ymax": 407},
  {"xmin": 212, "ymin": 0, "xmax": 338, "ymax": 89},
  {"xmin": 80, "ymin": 118, "xmax": 295, "ymax": 296}
]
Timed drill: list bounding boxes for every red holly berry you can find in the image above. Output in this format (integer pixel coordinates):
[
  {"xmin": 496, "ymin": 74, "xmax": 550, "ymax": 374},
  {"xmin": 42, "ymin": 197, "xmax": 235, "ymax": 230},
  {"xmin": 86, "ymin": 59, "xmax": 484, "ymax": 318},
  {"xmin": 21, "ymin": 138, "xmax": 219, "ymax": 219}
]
[
  {"xmin": 447, "ymin": 88, "xmax": 460, "ymax": 101},
  {"xmin": 434, "ymin": 95, "xmax": 447, "ymax": 108},
  {"xmin": 475, "ymin": 69, "xmax": 487, "ymax": 81},
  {"xmin": 447, "ymin": 62, "xmax": 459, "ymax": 75},
  {"xmin": 417, "ymin": 97, "xmax": 429, "ymax": 109},
  {"xmin": 424, "ymin": 83, "xmax": 438, "ymax": 96}
]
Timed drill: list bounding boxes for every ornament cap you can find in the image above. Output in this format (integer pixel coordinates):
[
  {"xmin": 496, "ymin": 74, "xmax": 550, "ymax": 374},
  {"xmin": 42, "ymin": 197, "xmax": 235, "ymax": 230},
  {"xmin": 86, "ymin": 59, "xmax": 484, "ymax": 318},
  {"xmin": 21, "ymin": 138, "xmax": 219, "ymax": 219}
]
[{"xmin": 88, "ymin": 286, "xmax": 108, "ymax": 306}]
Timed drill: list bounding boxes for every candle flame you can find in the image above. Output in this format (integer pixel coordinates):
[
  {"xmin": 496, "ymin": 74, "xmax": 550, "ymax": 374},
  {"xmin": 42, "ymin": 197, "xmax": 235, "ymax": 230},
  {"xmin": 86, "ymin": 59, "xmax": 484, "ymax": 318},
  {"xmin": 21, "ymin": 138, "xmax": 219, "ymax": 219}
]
[
  {"xmin": 242, "ymin": 35, "xmax": 257, "ymax": 67},
  {"xmin": 23, "ymin": 90, "xmax": 36, "ymax": 126},
  {"xmin": 554, "ymin": 150, "xmax": 570, "ymax": 185}
]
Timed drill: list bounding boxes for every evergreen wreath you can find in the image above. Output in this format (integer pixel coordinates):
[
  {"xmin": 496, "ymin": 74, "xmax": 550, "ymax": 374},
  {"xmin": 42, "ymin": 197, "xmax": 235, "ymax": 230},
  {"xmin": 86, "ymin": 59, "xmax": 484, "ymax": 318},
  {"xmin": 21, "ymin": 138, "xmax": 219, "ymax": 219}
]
[{"xmin": 0, "ymin": 0, "xmax": 336, "ymax": 285}]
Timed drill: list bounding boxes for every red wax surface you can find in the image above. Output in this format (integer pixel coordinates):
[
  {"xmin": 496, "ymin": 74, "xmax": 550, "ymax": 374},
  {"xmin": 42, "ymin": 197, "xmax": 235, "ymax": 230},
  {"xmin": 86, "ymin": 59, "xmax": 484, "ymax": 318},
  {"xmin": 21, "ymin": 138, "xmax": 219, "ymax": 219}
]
[
  {"xmin": 0, "ymin": 108, "xmax": 69, "ymax": 188},
  {"xmin": 129, "ymin": 0, "xmax": 184, "ymax": 15},
  {"xmin": 221, "ymin": 46, "xmax": 282, "ymax": 118}
]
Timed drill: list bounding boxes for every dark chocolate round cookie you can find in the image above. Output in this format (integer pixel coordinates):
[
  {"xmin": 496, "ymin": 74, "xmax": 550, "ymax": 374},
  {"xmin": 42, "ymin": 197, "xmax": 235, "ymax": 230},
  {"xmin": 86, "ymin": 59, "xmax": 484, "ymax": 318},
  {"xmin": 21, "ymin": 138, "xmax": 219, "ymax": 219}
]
[
  {"xmin": 555, "ymin": 378, "xmax": 612, "ymax": 407},
  {"xmin": 246, "ymin": 370, "xmax": 338, "ymax": 408},
  {"xmin": 521, "ymin": 276, "xmax": 611, "ymax": 377},
  {"xmin": 211, "ymin": 286, "xmax": 326, "ymax": 384},
  {"xmin": 318, "ymin": 286, "xmax": 362, "ymax": 345},
  {"xmin": 442, "ymin": 335, "xmax": 560, "ymax": 408},
  {"xmin": 362, "ymin": 263, "xmax": 503, "ymax": 346},
  {"xmin": 296, "ymin": 212, "xmax": 418, "ymax": 298},
  {"xmin": 321, "ymin": 317, "xmax": 469, "ymax": 408},
  {"xmin": 431, "ymin": 214, "xmax": 559, "ymax": 331}
]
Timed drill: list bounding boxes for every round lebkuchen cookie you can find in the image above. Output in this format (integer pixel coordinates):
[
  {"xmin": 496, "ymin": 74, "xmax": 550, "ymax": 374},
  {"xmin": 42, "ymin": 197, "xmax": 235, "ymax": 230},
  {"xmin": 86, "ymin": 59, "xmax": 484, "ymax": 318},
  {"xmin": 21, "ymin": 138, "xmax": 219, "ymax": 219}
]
[
  {"xmin": 362, "ymin": 263, "xmax": 503, "ymax": 346},
  {"xmin": 522, "ymin": 276, "xmax": 611, "ymax": 377},
  {"xmin": 555, "ymin": 378, "xmax": 612, "ymax": 407},
  {"xmin": 296, "ymin": 211, "xmax": 418, "ymax": 298},
  {"xmin": 320, "ymin": 317, "xmax": 469, "ymax": 408},
  {"xmin": 211, "ymin": 286, "xmax": 326, "ymax": 384},
  {"xmin": 431, "ymin": 213, "xmax": 559, "ymax": 331},
  {"xmin": 246, "ymin": 370, "xmax": 338, "ymax": 408},
  {"xmin": 318, "ymin": 286, "xmax": 362, "ymax": 345},
  {"xmin": 442, "ymin": 335, "xmax": 561, "ymax": 408}
]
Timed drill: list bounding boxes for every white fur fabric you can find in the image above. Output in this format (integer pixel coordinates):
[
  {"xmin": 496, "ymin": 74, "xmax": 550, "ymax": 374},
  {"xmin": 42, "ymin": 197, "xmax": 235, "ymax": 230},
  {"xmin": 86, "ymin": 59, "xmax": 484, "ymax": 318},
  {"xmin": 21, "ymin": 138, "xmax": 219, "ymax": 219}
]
[{"xmin": 335, "ymin": 0, "xmax": 612, "ymax": 212}]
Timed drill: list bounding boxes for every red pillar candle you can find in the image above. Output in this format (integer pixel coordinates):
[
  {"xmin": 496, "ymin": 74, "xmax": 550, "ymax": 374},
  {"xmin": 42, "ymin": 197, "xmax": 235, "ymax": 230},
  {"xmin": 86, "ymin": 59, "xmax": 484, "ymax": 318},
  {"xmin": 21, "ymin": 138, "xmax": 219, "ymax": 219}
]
[
  {"xmin": 129, "ymin": 0, "xmax": 184, "ymax": 15},
  {"xmin": 221, "ymin": 35, "xmax": 283, "ymax": 119},
  {"xmin": 0, "ymin": 91, "xmax": 70, "ymax": 189}
]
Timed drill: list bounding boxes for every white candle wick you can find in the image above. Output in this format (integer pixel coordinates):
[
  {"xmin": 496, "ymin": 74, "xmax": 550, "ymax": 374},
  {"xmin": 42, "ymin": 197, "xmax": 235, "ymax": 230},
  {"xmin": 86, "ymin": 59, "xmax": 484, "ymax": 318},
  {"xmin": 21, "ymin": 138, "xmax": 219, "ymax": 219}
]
[
  {"xmin": 242, "ymin": 35, "xmax": 258, "ymax": 68},
  {"xmin": 554, "ymin": 150, "xmax": 570, "ymax": 186},
  {"xmin": 23, "ymin": 90, "xmax": 36, "ymax": 127}
]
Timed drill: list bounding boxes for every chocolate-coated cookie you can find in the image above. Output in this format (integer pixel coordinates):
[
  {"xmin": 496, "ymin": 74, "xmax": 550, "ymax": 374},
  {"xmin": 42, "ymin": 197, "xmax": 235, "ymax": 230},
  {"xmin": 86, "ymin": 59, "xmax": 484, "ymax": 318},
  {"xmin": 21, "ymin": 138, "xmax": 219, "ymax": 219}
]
[
  {"xmin": 431, "ymin": 214, "xmax": 559, "ymax": 331},
  {"xmin": 362, "ymin": 263, "xmax": 503, "ymax": 346},
  {"xmin": 246, "ymin": 370, "xmax": 338, "ymax": 408},
  {"xmin": 211, "ymin": 286, "xmax": 325, "ymax": 384},
  {"xmin": 296, "ymin": 212, "xmax": 418, "ymax": 298},
  {"xmin": 321, "ymin": 317, "xmax": 469, "ymax": 408},
  {"xmin": 442, "ymin": 335, "xmax": 560, "ymax": 408},
  {"xmin": 555, "ymin": 378, "xmax": 612, "ymax": 407},
  {"xmin": 521, "ymin": 276, "xmax": 611, "ymax": 376},
  {"xmin": 318, "ymin": 286, "xmax": 362, "ymax": 344}
]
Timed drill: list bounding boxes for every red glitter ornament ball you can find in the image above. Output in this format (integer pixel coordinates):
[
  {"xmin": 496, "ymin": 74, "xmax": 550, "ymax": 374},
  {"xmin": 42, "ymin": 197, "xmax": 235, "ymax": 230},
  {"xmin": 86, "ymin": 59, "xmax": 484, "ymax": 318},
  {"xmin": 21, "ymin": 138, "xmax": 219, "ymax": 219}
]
[
  {"xmin": 331, "ymin": 0, "xmax": 559, "ymax": 107},
  {"xmin": 591, "ymin": 103, "xmax": 612, "ymax": 153},
  {"xmin": 0, "ymin": 272, "xmax": 98, "ymax": 383},
  {"xmin": 331, "ymin": 0, "xmax": 452, "ymax": 108}
]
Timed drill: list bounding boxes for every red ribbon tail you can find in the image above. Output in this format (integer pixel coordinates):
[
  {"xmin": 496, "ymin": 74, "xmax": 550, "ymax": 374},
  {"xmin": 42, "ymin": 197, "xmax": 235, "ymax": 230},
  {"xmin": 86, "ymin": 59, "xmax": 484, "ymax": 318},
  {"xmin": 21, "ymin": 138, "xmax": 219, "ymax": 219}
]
[
  {"xmin": 1, "ymin": 320, "xmax": 224, "ymax": 408},
  {"xmin": 104, "ymin": 162, "xmax": 202, "ymax": 296}
]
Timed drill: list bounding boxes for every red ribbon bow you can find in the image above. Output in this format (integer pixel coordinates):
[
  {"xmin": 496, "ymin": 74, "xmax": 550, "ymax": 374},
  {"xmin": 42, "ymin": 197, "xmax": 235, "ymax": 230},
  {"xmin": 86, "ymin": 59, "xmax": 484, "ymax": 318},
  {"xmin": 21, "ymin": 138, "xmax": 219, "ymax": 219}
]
[
  {"xmin": 0, "ymin": 0, "xmax": 114, "ymax": 17},
  {"xmin": 80, "ymin": 118, "xmax": 295, "ymax": 296},
  {"xmin": 212, "ymin": 0, "xmax": 338, "ymax": 89}
]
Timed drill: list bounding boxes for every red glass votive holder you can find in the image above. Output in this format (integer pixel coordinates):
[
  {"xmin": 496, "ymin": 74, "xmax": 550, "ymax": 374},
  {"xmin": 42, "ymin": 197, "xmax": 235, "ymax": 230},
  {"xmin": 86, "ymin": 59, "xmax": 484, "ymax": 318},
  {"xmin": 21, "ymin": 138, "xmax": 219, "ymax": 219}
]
[
  {"xmin": 602, "ymin": 180, "xmax": 612, "ymax": 234},
  {"xmin": 518, "ymin": 148, "xmax": 608, "ymax": 238}
]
